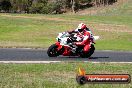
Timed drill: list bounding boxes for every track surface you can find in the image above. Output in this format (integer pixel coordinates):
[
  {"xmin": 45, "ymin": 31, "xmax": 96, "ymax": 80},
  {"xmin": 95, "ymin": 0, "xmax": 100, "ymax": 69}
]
[{"xmin": 0, "ymin": 48, "xmax": 132, "ymax": 62}]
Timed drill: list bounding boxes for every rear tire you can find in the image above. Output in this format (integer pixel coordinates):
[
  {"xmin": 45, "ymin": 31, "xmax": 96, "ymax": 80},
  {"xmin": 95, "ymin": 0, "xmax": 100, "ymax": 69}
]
[
  {"xmin": 47, "ymin": 44, "xmax": 59, "ymax": 57},
  {"xmin": 87, "ymin": 44, "xmax": 95, "ymax": 57},
  {"xmin": 80, "ymin": 44, "xmax": 95, "ymax": 58}
]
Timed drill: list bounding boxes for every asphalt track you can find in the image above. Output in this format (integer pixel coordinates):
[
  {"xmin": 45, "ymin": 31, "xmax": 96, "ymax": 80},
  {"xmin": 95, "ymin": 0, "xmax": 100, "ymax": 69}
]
[{"xmin": 0, "ymin": 48, "xmax": 132, "ymax": 62}]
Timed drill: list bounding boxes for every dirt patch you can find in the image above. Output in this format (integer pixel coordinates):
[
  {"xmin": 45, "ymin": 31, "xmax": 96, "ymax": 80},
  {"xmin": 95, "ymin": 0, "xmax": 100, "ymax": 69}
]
[
  {"xmin": 88, "ymin": 23, "xmax": 132, "ymax": 33},
  {"xmin": 1, "ymin": 14, "xmax": 67, "ymax": 22},
  {"xmin": 1, "ymin": 14, "xmax": 131, "ymax": 33}
]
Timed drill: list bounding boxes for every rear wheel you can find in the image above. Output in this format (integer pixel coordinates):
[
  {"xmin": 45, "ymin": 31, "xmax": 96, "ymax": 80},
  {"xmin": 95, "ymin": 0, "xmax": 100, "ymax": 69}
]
[
  {"xmin": 87, "ymin": 44, "xmax": 95, "ymax": 57},
  {"xmin": 47, "ymin": 44, "xmax": 59, "ymax": 57},
  {"xmin": 80, "ymin": 44, "xmax": 95, "ymax": 58}
]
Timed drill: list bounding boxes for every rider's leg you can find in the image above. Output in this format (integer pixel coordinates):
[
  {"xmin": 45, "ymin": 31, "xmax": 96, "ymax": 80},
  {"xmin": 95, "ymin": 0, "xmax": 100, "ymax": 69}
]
[{"xmin": 83, "ymin": 44, "xmax": 90, "ymax": 53}]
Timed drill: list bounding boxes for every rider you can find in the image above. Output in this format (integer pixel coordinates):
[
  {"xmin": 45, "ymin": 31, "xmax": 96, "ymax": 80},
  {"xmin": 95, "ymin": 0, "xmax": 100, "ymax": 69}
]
[
  {"xmin": 68, "ymin": 23, "xmax": 96, "ymax": 53},
  {"xmin": 68, "ymin": 23, "xmax": 95, "ymax": 44}
]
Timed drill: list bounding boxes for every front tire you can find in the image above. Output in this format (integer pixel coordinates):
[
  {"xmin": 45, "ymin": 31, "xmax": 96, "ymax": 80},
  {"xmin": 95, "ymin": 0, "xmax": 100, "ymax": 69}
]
[{"xmin": 47, "ymin": 44, "xmax": 59, "ymax": 57}]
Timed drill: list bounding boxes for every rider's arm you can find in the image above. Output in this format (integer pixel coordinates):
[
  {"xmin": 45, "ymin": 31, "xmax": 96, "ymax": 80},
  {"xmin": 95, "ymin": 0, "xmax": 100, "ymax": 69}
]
[
  {"xmin": 68, "ymin": 29, "xmax": 78, "ymax": 34},
  {"xmin": 86, "ymin": 27, "xmax": 95, "ymax": 44},
  {"xmin": 75, "ymin": 35, "xmax": 89, "ymax": 45},
  {"xmin": 74, "ymin": 31, "xmax": 91, "ymax": 45}
]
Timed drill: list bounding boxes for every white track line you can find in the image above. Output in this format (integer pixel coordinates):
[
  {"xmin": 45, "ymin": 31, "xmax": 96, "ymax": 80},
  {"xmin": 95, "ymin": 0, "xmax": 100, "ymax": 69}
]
[
  {"xmin": 0, "ymin": 61, "xmax": 61, "ymax": 64},
  {"xmin": 0, "ymin": 61, "xmax": 132, "ymax": 64},
  {"xmin": 90, "ymin": 62, "xmax": 132, "ymax": 64}
]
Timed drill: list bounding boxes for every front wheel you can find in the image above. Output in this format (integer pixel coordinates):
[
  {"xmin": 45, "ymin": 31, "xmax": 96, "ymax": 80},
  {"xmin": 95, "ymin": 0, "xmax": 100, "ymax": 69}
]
[{"xmin": 47, "ymin": 44, "xmax": 59, "ymax": 57}]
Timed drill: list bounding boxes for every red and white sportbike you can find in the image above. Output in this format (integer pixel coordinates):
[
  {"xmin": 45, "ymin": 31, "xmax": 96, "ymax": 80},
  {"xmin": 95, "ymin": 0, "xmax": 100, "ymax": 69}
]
[{"xmin": 47, "ymin": 32, "xmax": 99, "ymax": 58}]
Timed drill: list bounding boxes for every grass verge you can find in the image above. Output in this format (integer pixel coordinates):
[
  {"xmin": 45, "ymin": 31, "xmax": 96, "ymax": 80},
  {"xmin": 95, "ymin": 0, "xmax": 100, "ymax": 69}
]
[
  {"xmin": 0, "ymin": 13, "xmax": 131, "ymax": 50},
  {"xmin": 0, "ymin": 62, "xmax": 131, "ymax": 88}
]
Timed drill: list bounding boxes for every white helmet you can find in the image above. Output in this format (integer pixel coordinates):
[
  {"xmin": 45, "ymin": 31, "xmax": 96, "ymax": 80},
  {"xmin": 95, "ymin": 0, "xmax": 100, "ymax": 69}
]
[{"xmin": 77, "ymin": 23, "xmax": 86, "ymax": 32}]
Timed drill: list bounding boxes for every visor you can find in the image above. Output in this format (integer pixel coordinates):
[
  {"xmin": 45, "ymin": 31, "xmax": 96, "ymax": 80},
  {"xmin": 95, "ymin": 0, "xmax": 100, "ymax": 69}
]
[{"xmin": 78, "ymin": 29, "xmax": 83, "ymax": 32}]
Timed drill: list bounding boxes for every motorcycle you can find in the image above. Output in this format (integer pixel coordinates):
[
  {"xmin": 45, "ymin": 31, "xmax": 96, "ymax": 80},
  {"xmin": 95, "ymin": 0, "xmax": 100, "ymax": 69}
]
[{"xmin": 47, "ymin": 32, "xmax": 99, "ymax": 58}]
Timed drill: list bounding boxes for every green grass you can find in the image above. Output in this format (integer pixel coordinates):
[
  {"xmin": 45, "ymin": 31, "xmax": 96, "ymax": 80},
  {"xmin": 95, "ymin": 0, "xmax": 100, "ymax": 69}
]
[
  {"xmin": 0, "ymin": 1, "xmax": 131, "ymax": 88},
  {"xmin": 0, "ymin": 13, "xmax": 131, "ymax": 50},
  {"xmin": 0, "ymin": 0, "xmax": 132, "ymax": 51},
  {"xmin": 0, "ymin": 63, "xmax": 131, "ymax": 88},
  {"xmin": 0, "ymin": 15, "xmax": 68, "ymax": 47}
]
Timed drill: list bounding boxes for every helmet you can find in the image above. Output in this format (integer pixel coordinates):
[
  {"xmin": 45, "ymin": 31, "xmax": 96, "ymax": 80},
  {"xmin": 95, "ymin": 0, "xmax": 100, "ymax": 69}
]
[{"xmin": 78, "ymin": 23, "xmax": 86, "ymax": 32}]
